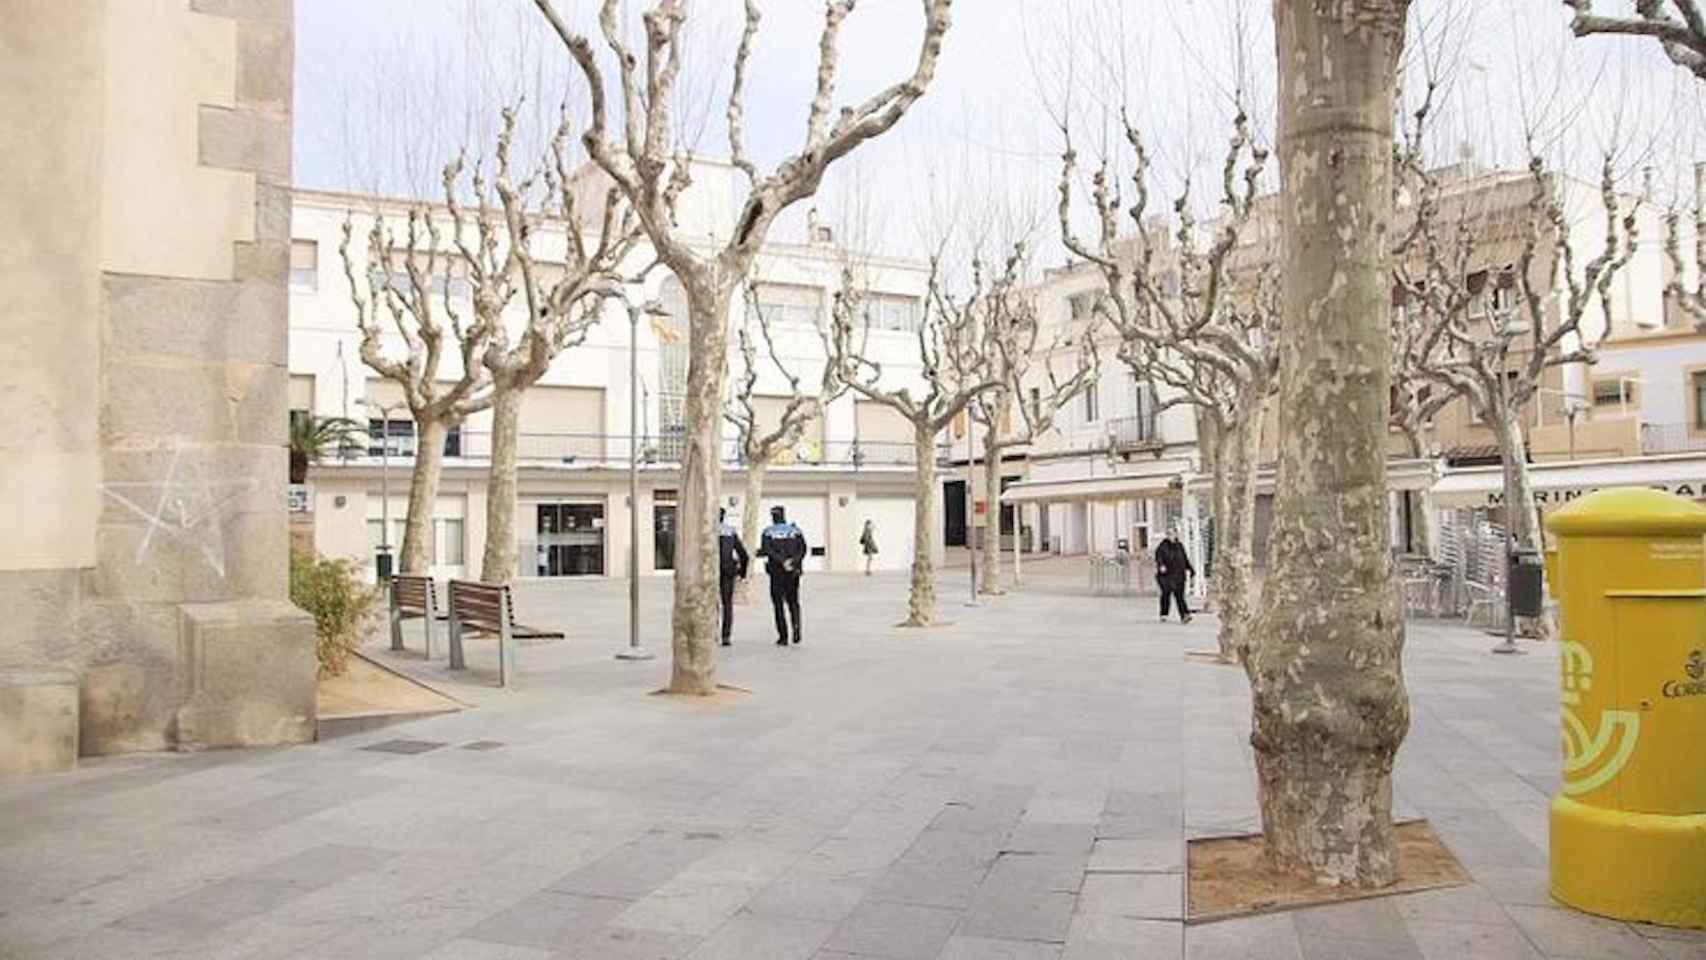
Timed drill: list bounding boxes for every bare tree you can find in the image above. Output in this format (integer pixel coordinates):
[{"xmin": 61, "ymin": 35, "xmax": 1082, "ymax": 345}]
[
  {"xmin": 534, "ymin": 0, "xmax": 954, "ymax": 695},
  {"xmin": 724, "ymin": 281, "xmax": 844, "ymax": 602},
  {"xmin": 1058, "ymin": 108, "xmax": 1280, "ymax": 665},
  {"xmin": 969, "ymin": 253, "xmax": 1098, "ymax": 596},
  {"xmin": 1248, "ymin": 0, "xmax": 1413, "ymax": 888},
  {"xmin": 1393, "ymin": 151, "xmax": 1640, "ymax": 598},
  {"xmin": 826, "ymin": 259, "xmax": 1003, "ymax": 627},
  {"xmin": 340, "ymin": 192, "xmax": 495, "ymax": 575},
  {"xmin": 1665, "ymin": 162, "xmax": 1706, "ymax": 326},
  {"xmin": 1564, "ymin": 0, "xmax": 1706, "ymax": 80},
  {"xmin": 460, "ymin": 107, "xmax": 645, "ymax": 583}
]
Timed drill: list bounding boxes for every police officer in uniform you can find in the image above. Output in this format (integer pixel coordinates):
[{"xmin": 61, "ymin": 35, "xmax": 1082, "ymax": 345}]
[
  {"xmin": 758, "ymin": 505, "xmax": 807, "ymax": 645},
  {"xmin": 717, "ymin": 508, "xmax": 749, "ymax": 646}
]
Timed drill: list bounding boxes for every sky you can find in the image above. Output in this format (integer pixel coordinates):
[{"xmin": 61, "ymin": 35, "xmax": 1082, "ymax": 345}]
[{"xmin": 293, "ymin": 1, "xmax": 1704, "ymax": 269}]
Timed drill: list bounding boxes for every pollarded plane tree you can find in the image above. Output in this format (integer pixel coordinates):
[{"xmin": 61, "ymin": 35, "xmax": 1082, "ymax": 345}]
[
  {"xmin": 1564, "ymin": 0, "xmax": 1706, "ymax": 80},
  {"xmin": 824, "ymin": 258, "xmax": 1004, "ymax": 627},
  {"xmin": 1245, "ymin": 0, "xmax": 1413, "ymax": 889},
  {"xmin": 339, "ymin": 106, "xmax": 642, "ymax": 581},
  {"xmin": 1663, "ymin": 162, "xmax": 1706, "ymax": 327},
  {"xmin": 968, "ymin": 247, "xmax": 1098, "ymax": 596},
  {"xmin": 533, "ymin": 0, "xmax": 954, "ymax": 695},
  {"xmin": 1392, "ymin": 150, "xmax": 1639, "ymax": 607},
  {"xmin": 461, "ymin": 107, "xmax": 645, "ymax": 583},
  {"xmin": 1057, "ymin": 107, "xmax": 1279, "ymax": 666},
  {"xmin": 725, "ymin": 279, "xmax": 845, "ymax": 602}
]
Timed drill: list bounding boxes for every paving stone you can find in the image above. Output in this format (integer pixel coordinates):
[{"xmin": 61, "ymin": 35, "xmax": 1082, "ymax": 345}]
[
  {"xmin": 1076, "ymin": 871, "xmax": 1182, "ymax": 922},
  {"xmin": 1504, "ymin": 905, "xmax": 1666, "ymax": 960},
  {"xmin": 957, "ymin": 886, "xmax": 1077, "ymax": 943},
  {"xmin": 821, "ymin": 900, "xmax": 961, "ymax": 960},
  {"xmin": 1291, "ymin": 899, "xmax": 1415, "ymax": 945},
  {"xmin": 937, "ymin": 935, "xmax": 1063, "ymax": 959},
  {"xmin": 459, "ymin": 890, "xmax": 632, "ymax": 950},
  {"xmin": 557, "ymin": 926, "xmax": 704, "ymax": 959},
  {"xmin": 551, "ymin": 832, "xmax": 726, "ymax": 900},
  {"xmin": 1184, "ymin": 914, "xmax": 1305, "ymax": 960},
  {"xmin": 418, "ymin": 940, "xmax": 557, "ymax": 960},
  {"xmin": 744, "ymin": 877, "xmax": 868, "ymax": 924},
  {"xmin": 684, "ymin": 913, "xmax": 835, "ymax": 960},
  {"xmin": 1405, "ymin": 919, "xmax": 1547, "ymax": 960},
  {"xmin": 1086, "ymin": 835, "xmax": 1183, "ymax": 874},
  {"xmin": 1295, "ymin": 935, "xmax": 1426, "ymax": 960}
]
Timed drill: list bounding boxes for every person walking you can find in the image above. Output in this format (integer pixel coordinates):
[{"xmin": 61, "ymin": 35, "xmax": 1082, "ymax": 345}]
[
  {"xmin": 758, "ymin": 505, "xmax": 807, "ymax": 645},
  {"xmin": 859, "ymin": 519, "xmax": 879, "ymax": 575},
  {"xmin": 717, "ymin": 508, "xmax": 749, "ymax": 646},
  {"xmin": 1155, "ymin": 527, "xmax": 1195, "ymax": 624}
]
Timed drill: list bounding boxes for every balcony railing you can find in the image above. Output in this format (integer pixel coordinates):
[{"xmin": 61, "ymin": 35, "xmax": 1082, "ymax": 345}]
[
  {"xmin": 328, "ymin": 432, "xmax": 919, "ymax": 471},
  {"xmin": 1109, "ymin": 413, "xmax": 1161, "ymax": 450},
  {"xmin": 1641, "ymin": 422, "xmax": 1706, "ymax": 456}
]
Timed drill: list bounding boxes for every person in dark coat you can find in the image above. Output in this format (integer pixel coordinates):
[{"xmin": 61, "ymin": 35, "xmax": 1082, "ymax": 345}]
[
  {"xmin": 1154, "ymin": 527, "xmax": 1195, "ymax": 623},
  {"xmin": 717, "ymin": 508, "xmax": 749, "ymax": 646},
  {"xmin": 757, "ymin": 505, "xmax": 807, "ymax": 645}
]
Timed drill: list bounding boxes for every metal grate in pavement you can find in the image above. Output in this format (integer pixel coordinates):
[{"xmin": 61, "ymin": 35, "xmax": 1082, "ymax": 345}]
[{"xmin": 359, "ymin": 739, "xmax": 447, "ymax": 755}]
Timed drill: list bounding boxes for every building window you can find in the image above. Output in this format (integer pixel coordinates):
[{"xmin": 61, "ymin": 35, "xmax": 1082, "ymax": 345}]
[
  {"xmin": 438, "ymin": 518, "xmax": 464, "ymax": 566},
  {"xmin": 863, "ymin": 293, "xmax": 920, "ymax": 332},
  {"xmin": 1083, "ymin": 381, "xmax": 1099, "ymax": 423},
  {"xmin": 1069, "ymin": 291, "xmax": 1104, "ymax": 323},
  {"xmin": 1694, "ymin": 371, "xmax": 1706, "ymax": 429},
  {"xmin": 1592, "ymin": 379, "xmax": 1632, "ymax": 409},
  {"xmin": 367, "ymin": 518, "xmax": 407, "ymax": 556},
  {"xmin": 749, "ymin": 283, "xmax": 823, "ymax": 328},
  {"xmin": 290, "ymin": 240, "xmax": 318, "ymax": 291},
  {"xmin": 366, "ymin": 418, "xmax": 461, "ymax": 457}
]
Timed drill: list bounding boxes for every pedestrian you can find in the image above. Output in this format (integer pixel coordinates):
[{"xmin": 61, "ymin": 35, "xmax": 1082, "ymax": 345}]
[
  {"xmin": 758, "ymin": 505, "xmax": 806, "ymax": 645},
  {"xmin": 859, "ymin": 519, "xmax": 879, "ymax": 575},
  {"xmin": 717, "ymin": 508, "xmax": 749, "ymax": 647},
  {"xmin": 1155, "ymin": 526, "xmax": 1195, "ymax": 624}
]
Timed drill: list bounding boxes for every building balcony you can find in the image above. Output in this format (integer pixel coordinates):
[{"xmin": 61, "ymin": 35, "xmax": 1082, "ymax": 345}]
[
  {"xmin": 1108, "ymin": 413, "xmax": 1162, "ymax": 453},
  {"xmin": 326, "ymin": 432, "xmax": 920, "ymax": 472},
  {"xmin": 1641, "ymin": 422, "xmax": 1706, "ymax": 456}
]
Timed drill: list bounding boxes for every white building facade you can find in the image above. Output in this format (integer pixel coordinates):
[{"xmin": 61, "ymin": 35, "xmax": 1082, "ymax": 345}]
[{"xmin": 287, "ymin": 161, "xmax": 940, "ymax": 581}]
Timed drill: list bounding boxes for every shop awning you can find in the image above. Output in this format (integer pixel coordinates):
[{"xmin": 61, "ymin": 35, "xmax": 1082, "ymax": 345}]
[
  {"xmin": 1001, "ymin": 470, "xmax": 1184, "ymax": 504},
  {"xmin": 1430, "ymin": 453, "xmax": 1706, "ymax": 509},
  {"xmin": 1183, "ymin": 458, "xmax": 1438, "ymax": 496}
]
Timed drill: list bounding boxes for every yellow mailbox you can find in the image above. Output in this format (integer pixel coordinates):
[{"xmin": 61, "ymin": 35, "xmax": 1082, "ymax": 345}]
[{"xmin": 1546, "ymin": 488, "xmax": 1706, "ymax": 930}]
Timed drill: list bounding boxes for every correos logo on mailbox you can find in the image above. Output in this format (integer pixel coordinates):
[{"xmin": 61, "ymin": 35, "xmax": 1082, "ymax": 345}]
[{"xmin": 1663, "ymin": 649, "xmax": 1706, "ymax": 699}]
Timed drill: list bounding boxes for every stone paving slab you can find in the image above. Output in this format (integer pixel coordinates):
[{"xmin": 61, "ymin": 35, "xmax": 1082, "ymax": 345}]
[{"xmin": 0, "ymin": 561, "xmax": 1690, "ymax": 958}]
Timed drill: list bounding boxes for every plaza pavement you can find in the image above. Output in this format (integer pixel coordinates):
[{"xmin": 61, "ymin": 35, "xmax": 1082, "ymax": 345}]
[{"xmin": 2, "ymin": 558, "xmax": 1704, "ymax": 960}]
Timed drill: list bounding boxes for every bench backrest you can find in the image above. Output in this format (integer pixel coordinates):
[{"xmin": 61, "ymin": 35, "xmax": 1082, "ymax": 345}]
[
  {"xmin": 448, "ymin": 580, "xmax": 510, "ymax": 633},
  {"xmin": 393, "ymin": 575, "xmax": 435, "ymax": 613}
]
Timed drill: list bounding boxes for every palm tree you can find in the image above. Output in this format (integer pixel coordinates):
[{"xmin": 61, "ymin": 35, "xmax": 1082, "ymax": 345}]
[{"xmin": 289, "ymin": 413, "xmax": 362, "ymax": 484}]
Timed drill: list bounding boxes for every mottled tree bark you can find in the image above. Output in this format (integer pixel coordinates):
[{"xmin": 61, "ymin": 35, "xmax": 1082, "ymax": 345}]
[
  {"xmin": 669, "ymin": 278, "xmax": 736, "ymax": 694},
  {"xmin": 1492, "ymin": 404, "xmax": 1543, "ymax": 556},
  {"xmin": 1217, "ymin": 403, "xmax": 1264, "ymax": 664},
  {"xmin": 907, "ymin": 427, "xmax": 939, "ymax": 626},
  {"xmin": 1249, "ymin": 0, "xmax": 1412, "ymax": 888},
  {"xmin": 400, "ymin": 417, "xmax": 449, "ymax": 574},
  {"xmin": 479, "ymin": 385, "xmax": 523, "ymax": 582},
  {"xmin": 736, "ymin": 461, "xmax": 768, "ymax": 604},
  {"xmin": 979, "ymin": 432, "xmax": 1004, "ymax": 595}
]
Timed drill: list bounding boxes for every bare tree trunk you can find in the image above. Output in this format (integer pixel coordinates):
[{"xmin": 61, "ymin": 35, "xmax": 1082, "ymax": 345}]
[
  {"xmin": 1493, "ymin": 402, "xmax": 1554, "ymax": 640},
  {"xmin": 1250, "ymin": 0, "xmax": 1412, "ymax": 888},
  {"xmin": 479, "ymin": 384, "xmax": 522, "ymax": 583},
  {"xmin": 400, "ymin": 417, "xmax": 448, "ymax": 574},
  {"xmin": 1217, "ymin": 406, "xmax": 1264, "ymax": 664},
  {"xmin": 1205, "ymin": 419, "xmax": 1234, "ymax": 646},
  {"xmin": 979, "ymin": 436, "xmax": 1004, "ymax": 595},
  {"xmin": 737, "ymin": 461, "xmax": 767, "ymax": 604},
  {"xmin": 669, "ymin": 279, "xmax": 734, "ymax": 695},
  {"xmin": 1493, "ymin": 404, "xmax": 1543, "ymax": 555},
  {"xmin": 905, "ymin": 427, "xmax": 938, "ymax": 627}
]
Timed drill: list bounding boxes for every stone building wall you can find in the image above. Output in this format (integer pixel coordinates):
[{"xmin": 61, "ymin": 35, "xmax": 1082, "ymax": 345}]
[{"xmin": 0, "ymin": 0, "xmax": 313, "ymax": 775}]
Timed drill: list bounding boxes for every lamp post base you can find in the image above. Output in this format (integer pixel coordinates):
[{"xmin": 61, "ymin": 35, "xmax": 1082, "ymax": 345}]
[{"xmin": 615, "ymin": 648, "xmax": 656, "ymax": 661}]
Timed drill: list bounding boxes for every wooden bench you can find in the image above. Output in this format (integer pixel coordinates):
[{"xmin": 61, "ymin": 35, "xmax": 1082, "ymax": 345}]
[
  {"xmin": 388, "ymin": 575, "xmax": 438, "ymax": 659},
  {"xmin": 445, "ymin": 580, "xmax": 565, "ymax": 686}
]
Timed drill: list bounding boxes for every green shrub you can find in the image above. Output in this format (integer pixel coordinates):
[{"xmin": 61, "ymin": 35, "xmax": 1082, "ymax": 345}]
[{"xmin": 289, "ymin": 550, "xmax": 382, "ymax": 678}]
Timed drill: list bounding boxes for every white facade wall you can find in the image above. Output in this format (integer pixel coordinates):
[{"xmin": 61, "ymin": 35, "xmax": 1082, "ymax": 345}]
[{"xmin": 288, "ymin": 168, "xmax": 939, "ymax": 580}]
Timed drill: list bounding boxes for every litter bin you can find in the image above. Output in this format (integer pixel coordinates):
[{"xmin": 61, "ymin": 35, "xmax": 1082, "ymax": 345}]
[
  {"xmin": 1545, "ymin": 488, "xmax": 1706, "ymax": 930},
  {"xmin": 1508, "ymin": 549, "xmax": 1545, "ymax": 618}
]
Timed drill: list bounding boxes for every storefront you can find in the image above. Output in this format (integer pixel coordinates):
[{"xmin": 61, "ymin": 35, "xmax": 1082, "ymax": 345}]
[
  {"xmin": 523, "ymin": 499, "xmax": 607, "ymax": 577},
  {"xmin": 1429, "ymin": 452, "xmax": 1706, "ymax": 520}
]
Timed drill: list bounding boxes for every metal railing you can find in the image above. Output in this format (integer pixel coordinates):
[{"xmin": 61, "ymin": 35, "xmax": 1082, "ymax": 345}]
[
  {"xmin": 1641, "ymin": 422, "xmax": 1706, "ymax": 456},
  {"xmin": 1109, "ymin": 413, "xmax": 1161, "ymax": 450},
  {"xmin": 329, "ymin": 432, "xmax": 920, "ymax": 471}
]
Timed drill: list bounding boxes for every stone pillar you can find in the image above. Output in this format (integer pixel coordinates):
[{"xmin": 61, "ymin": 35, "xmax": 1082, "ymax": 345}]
[{"xmin": 0, "ymin": 1, "xmax": 314, "ymax": 770}]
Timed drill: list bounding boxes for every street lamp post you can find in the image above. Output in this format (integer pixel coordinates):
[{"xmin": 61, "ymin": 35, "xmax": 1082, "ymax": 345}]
[
  {"xmin": 357, "ymin": 397, "xmax": 404, "ymax": 580},
  {"xmin": 592, "ymin": 281, "xmax": 668, "ymax": 662}
]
